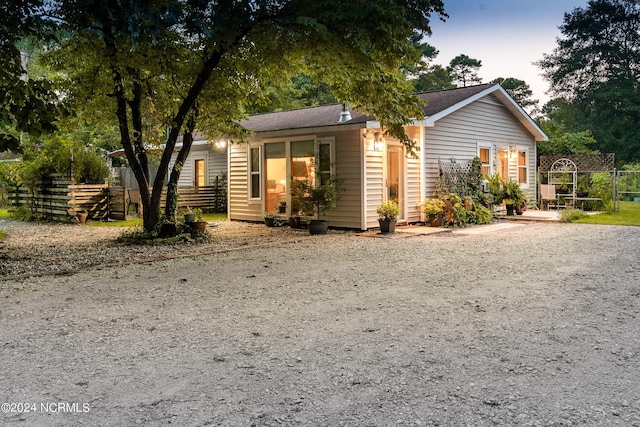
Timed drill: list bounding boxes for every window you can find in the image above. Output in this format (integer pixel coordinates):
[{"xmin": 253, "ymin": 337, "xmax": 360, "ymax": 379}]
[
  {"xmin": 318, "ymin": 140, "xmax": 332, "ymax": 185},
  {"xmin": 291, "ymin": 140, "xmax": 315, "ymax": 184},
  {"xmin": 194, "ymin": 159, "xmax": 205, "ymax": 187},
  {"xmin": 479, "ymin": 146, "xmax": 491, "ymax": 178},
  {"xmin": 250, "ymin": 147, "xmax": 260, "ymax": 199},
  {"xmin": 264, "ymin": 142, "xmax": 286, "ymax": 212},
  {"xmin": 517, "ymin": 150, "xmax": 528, "ymax": 184}
]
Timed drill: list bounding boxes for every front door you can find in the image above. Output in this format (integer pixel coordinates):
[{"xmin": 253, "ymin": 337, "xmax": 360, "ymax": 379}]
[{"xmin": 386, "ymin": 146, "xmax": 404, "ymax": 220}]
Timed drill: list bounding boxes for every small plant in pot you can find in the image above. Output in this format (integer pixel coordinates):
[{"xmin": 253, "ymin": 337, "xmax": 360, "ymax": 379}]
[
  {"xmin": 421, "ymin": 198, "xmax": 445, "ymax": 227},
  {"xmin": 184, "ymin": 206, "xmax": 196, "ymax": 223},
  {"xmin": 76, "ymin": 209, "xmax": 88, "ymax": 224},
  {"xmin": 191, "ymin": 208, "xmax": 207, "ymax": 232},
  {"xmin": 297, "ymin": 175, "xmax": 343, "ymax": 235},
  {"xmin": 501, "ymin": 179, "xmax": 526, "ymax": 216},
  {"xmin": 263, "ymin": 211, "xmax": 281, "ymax": 227},
  {"xmin": 376, "ymin": 200, "xmax": 400, "ymax": 233}
]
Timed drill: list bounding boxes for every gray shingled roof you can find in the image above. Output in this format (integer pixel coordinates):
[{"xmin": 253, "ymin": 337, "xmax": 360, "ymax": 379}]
[{"xmin": 242, "ymin": 84, "xmax": 493, "ymax": 133}]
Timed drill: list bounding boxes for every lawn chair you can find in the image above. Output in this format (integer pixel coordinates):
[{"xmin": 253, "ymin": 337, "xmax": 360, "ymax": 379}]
[
  {"xmin": 127, "ymin": 188, "xmax": 141, "ymax": 214},
  {"xmin": 540, "ymin": 184, "xmax": 558, "ymax": 210}
]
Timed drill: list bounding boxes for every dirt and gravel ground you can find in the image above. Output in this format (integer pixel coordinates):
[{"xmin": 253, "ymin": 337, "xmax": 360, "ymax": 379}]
[{"xmin": 1, "ymin": 219, "xmax": 639, "ymax": 426}]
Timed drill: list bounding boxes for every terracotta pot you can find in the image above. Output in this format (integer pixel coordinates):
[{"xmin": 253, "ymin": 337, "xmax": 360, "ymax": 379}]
[
  {"xmin": 77, "ymin": 212, "xmax": 88, "ymax": 223},
  {"xmin": 193, "ymin": 220, "xmax": 207, "ymax": 232}
]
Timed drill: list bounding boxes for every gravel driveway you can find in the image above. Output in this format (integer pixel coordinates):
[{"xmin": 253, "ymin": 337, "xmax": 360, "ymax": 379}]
[{"xmin": 1, "ymin": 219, "xmax": 639, "ymax": 426}]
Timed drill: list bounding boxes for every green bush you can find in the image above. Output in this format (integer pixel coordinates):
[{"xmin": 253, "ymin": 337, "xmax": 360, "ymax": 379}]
[{"xmin": 560, "ymin": 209, "xmax": 589, "ymax": 223}]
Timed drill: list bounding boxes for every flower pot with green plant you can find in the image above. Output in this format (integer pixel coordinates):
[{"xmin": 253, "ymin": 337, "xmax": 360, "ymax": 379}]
[
  {"xmin": 191, "ymin": 207, "xmax": 207, "ymax": 232},
  {"xmin": 184, "ymin": 206, "xmax": 196, "ymax": 223},
  {"xmin": 421, "ymin": 198, "xmax": 445, "ymax": 227},
  {"xmin": 296, "ymin": 174, "xmax": 343, "ymax": 235},
  {"xmin": 263, "ymin": 211, "xmax": 281, "ymax": 227},
  {"xmin": 501, "ymin": 179, "xmax": 526, "ymax": 216},
  {"xmin": 376, "ymin": 200, "xmax": 400, "ymax": 233}
]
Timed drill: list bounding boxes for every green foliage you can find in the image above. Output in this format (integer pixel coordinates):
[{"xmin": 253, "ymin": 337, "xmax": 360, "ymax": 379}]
[
  {"xmin": 13, "ymin": 133, "xmax": 111, "ymax": 188},
  {"xmin": 590, "ymin": 172, "xmax": 614, "ymax": 204},
  {"xmin": 560, "ymin": 209, "xmax": 589, "ymax": 223},
  {"xmin": 1, "ymin": 1, "xmax": 65, "ymax": 152},
  {"xmin": 501, "ymin": 179, "xmax": 527, "ymax": 206},
  {"xmin": 10, "ymin": 204, "xmax": 36, "ymax": 221},
  {"xmin": 537, "ymin": 0, "xmax": 640, "ymax": 163},
  {"xmin": 297, "ymin": 176, "xmax": 344, "ymax": 220},
  {"xmin": 376, "ymin": 200, "xmax": 400, "ymax": 220},
  {"xmin": 421, "ymin": 198, "xmax": 445, "ymax": 215},
  {"xmin": 617, "ymin": 164, "xmax": 640, "ymax": 201},
  {"xmin": 448, "ymin": 54, "xmax": 482, "ymax": 87},
  {"xmin": 472, "ymin": 204, "xmax": 493, "ymax": 225},
  {"xmin": 39, "ymin": 0, "xmax": 446, "ymax": 231},
  {"xmin": 491, "ymin": 77, "xmax": 538, "ymax": 112}
]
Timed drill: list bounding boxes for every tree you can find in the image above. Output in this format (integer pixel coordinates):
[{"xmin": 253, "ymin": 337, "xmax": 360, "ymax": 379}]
[
  {"xmin": 0, "ymin": 0, "xmax": 63, "ymax": 153},
  {"xmin": 491, "ymin": 77, "xmax": 538, "ymax": 112},
  {"xmin": 413, "ymin": 64, "xmax": 455, "ymax": 92},
  {"xmin": 38, "ymin": 0, "xmax": 446, "ymax": 233},
  {"xmin": 448, "ymin": 54, "xmax": 482, "ymax": 87},
  {"xmin": 537, "ymin": 0, "xmax": 640, "ymax": 163}
]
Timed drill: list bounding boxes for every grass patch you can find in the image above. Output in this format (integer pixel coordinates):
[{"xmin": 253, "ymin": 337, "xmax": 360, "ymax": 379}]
[
  {"xmin": 576, "ymin": 201, "xmax": 640, "ymax": 226},
  {"xmin": 0, "ymin": 208, "xmax": 10, "ymax": 219},
  {"xmin": 0, "ymin": 230, "xmax": 7, "ymax": 241}
]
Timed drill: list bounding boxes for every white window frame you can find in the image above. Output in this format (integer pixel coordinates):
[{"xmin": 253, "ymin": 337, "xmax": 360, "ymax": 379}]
[
  {"xmin": 248, "ymin": 145, "xmax": 262, "ymax": 201},
  {"xmin": 517, "ymin": 147, "xmax": 530, "ymax": 188},
  {"xmin": 477, "ymin": 142, "xmax": 493, "ymax": 177}
]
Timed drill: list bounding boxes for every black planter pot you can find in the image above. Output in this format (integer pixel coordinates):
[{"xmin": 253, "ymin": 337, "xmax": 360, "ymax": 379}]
[
  {"xmin": 289, "ymin": 216, "xmax": 302, "ymax": 229},
  {"xmin": 160, "ymin": 222, "xmax": 178, "ymax": 237},
  {"xmin": 378, "ymin": 218, "xmax": 397, "ymax": 233},
  {"xmin": 506, "ymin": 204, "xmax": 515, "ymax": 216},
  {"xmin": 308, "ymin": 219, "xmax": 329, "ymax": 235},
  {"xmin": 184, "ymin": 213, "xmax": 196, "ymax": 223}
]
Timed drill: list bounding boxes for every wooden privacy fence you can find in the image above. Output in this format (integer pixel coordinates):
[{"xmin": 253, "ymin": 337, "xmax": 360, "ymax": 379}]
[
  {"xmin": 10, "ymin": 174, "xmax": 127, "ymax": 221},
  {"xmin": 159, "ymin": 183, "xmax": 227, "ymax": 213},
  {"xmin": 10, "ymin": 174, "xmax": 226, "ymax": 222}
]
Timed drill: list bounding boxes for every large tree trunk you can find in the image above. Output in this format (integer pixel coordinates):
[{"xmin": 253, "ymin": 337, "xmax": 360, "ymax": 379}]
[{"xmin": 164, "ymin": 113, "xmax": 197, "ymax": 225}]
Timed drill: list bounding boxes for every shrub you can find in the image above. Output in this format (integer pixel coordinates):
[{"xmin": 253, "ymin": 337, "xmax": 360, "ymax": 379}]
[{"xmin": 560, "ymin": 209, "xmax": 589, "ymax": 223}]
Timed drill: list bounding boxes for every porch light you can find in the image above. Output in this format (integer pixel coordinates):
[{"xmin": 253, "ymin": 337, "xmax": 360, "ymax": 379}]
[
  {"xmin": 363, "ymin": 130, "xmax": 384, "ymax": 151},
  {"xmin": 215, "ymin": 140, "xmax": 227, "ymax": 149},
  {"xmin": 338, "ymin": 103, "xmax": 352, "ymax": 123}
]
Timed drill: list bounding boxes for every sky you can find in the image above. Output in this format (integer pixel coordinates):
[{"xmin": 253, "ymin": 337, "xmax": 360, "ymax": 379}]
[{"xmin": 426, "ymin": 0, "xmax": 591, "ymax": 106}]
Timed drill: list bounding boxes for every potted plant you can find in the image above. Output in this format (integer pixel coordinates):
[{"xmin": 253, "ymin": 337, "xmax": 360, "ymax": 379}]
[
  {"xmin": 421, "ymin": 198, "xmax": 445, "ymax": 227},
  {"xmin": 376, "ymin": 200, "xmax": 400, "ymax": 233},
  {"xmin": 263, "ymin": 211, "xmax": 280, "ymax": 227},
  {"xmin": 278, "ymin": 200, "xmax": 287, "ymax": 214},
  {"xmin": 297, "ymin": 175, "xmax": 343, "ymax": 235},
  {"xmin": 76, "ymin": 209, "xmax": 88, "ymax": 224},
  {"xmin": 184, "ymin": 206, "xmax": 196, "ymax": 223},
  {"xmin": 501, "ymin": 179, "xmax": 526, "ymax": 216},
  {"xmin": 192, "ymin": 207, "xmax": 207, "ymax": 232}
]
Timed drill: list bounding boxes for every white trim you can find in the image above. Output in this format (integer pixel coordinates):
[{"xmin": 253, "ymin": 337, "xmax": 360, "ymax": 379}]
[
  {"xmin": 477, "ymin": 141, "xmax": 493, "ymax": 177},
  {"xmin": 517, "ymin": 146, "xmax": 531, "ymax": 189},
  {"xmin": 248, "ymin": 145, "xmax": 262, "ymax": 203}
]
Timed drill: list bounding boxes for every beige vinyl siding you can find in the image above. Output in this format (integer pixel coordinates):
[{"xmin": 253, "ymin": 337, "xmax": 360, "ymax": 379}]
[
  {"xmin": 321, "ymin": 130, "xmax": 363, "ymax": 229},
  {"xmin": 228, "ymin": 143, "xmax": 261, "ymax": 221},
  {"xmin": 404, "ymin": 126, "xmax": 422, "ymax": 223},
  {"xmin": 364, "ymin": 146, "xmax": 384, "ymax": 229},
  {"xmin": 208, "ymin": 147, "xmax": 228, "ymax": 184},
  {"xmin": 169, "ymin": 143, "xmax": 228, "ymax": 187},
  {"xmin": 423, "ymin": 94, "xmax": 538, "ymax": 203}
]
